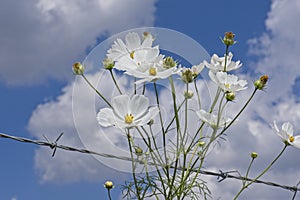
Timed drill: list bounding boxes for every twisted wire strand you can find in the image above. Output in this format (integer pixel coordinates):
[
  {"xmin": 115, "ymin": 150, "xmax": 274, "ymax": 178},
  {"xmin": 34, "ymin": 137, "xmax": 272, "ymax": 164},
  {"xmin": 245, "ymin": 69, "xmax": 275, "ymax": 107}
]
[{"xmin": 0, "ymin": 132, "xmax": 299, "ymax": 195}]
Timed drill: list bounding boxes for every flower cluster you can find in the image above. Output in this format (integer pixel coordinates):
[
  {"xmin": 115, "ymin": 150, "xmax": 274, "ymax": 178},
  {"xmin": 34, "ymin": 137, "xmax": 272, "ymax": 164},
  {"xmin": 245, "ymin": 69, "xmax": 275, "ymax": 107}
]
[{"xmin": 72, "ymin": 31, "xmax": 300, "ymax": 200}]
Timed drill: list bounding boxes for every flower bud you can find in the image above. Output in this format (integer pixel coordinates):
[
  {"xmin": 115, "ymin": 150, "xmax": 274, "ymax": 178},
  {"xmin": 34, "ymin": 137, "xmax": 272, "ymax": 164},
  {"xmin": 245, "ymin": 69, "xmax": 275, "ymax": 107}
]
[
  {"xmin": 251, "ymin": 152, "xmax": 258, "ymax": 159},
  {"xmin": 222, "ymin": 31, "xmax": 236, "ymax": 46},
  {"xmin": 102, "ymin": 57, "xmax": 114, "ymax": 70},
  {"xmin": 254, "ymin": 75, "xmax": 268, "ymax": 90},
  {"xmin": 147, "ymin": 119, "xmax": 154, "ymax": 126},
  {"xmin": 143, "ymin": 32, "xmax": 155, "ymax": 41},
  {"xmin": 104, "ymin": 181, "xmax": 114, "ymax": 189},
  {"xmin": 184, "ymin": 90, "xmax": 194, "ymax": 99},
  {"xmin": 198, "ymin": 141, "xmax": 205, "ymax": 147},
  {"xmin": 134, "ymin": 146, "xmax": 143, "ymax": 156},
  {"xmin": 226, "ymin": 92, "xmax": 236, "ymax": 101},
  {"xmin": 163, "ymin": 57, "xmax": 176, "ymax": 69},
  {"xmin": 72, "ymin": 62, "xmax": 85, "ymax": 75}
]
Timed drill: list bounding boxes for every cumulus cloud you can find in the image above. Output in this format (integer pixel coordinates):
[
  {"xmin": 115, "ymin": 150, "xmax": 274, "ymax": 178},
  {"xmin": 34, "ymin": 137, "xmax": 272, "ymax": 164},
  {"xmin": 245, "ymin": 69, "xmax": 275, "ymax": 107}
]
[{"xmin": 0, "ymin": 0, "xmax": 156, "ymax": 85}]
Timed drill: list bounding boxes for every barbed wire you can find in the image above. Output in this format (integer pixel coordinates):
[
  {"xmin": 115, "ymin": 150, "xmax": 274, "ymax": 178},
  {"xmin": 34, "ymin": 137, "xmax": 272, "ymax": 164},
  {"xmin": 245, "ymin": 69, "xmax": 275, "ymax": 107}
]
[{"xmin": 0, "ymin": 132, "xmax": 299, "ymax": 198}]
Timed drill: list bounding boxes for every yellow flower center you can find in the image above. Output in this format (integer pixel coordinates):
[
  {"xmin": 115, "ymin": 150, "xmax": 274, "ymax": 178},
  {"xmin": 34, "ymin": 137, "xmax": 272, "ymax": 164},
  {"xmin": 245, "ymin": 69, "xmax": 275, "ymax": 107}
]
[
  {"xmin": 225, "ymin": 83, "xmax": 230, "ymax": 88},
  {"xmin": 289, "ymin": 135, "xmax": 295, "ymax": 143},
  {"xmin": 130, "ymin": 51, "xmax": 135, "ymax": 59},
  {"xmin": 125, "ymin": 114, "xmax": 134, "ymax": 124},
  {"xmin": 149, "ymin": 67, "xmax": 157, "ymax": 76}
]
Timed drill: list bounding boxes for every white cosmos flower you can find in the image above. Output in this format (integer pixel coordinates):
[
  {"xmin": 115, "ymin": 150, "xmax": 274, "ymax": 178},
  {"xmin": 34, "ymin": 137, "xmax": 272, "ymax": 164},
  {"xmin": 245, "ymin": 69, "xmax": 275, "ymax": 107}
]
[
  {"xmin": 116, "ymin": 48, "xmax": 163, "ymax": 72},
  {"xmin": 126, "ymin": 60, "xmax": 179, "ymax": 84},
  {"xmin": 209, "ymin": 71, "xmax": 247, "ymax": 92},
  {"xmin": 106, "ymin": 32, "xmax": 158, "ymax": 71},
  {"xmin": 204, "ymin": 52, "xmax": 242, "ymax": 72},
  {"xmin": 272, "ymin": 121, "xmax": 300, "ymax": 148},
  {"xmin": 97, "ymin": 94, "xmax": 159, "ymax": 129},
  {"xmin": 196, "ymin": 109, "xmax": 231, "ymax": 129},
  {"xmin": 107, "ymin": 32, "xmax": 155, "ymax": 60}
]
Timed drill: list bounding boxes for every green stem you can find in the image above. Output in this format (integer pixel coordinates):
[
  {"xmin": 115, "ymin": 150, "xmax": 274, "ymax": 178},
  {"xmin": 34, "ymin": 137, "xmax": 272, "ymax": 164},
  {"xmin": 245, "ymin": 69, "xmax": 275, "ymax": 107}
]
[
  {"xmin": 107, "ymin": 189, "xmax": 112, "ymax": 200},
  {"xmin": 217, "ymin": 88, "xmax": 258, "ymax": 138},
  {"xmin": 126, "ymin": 130, "xmax": 141, "ymax": 200},
  {"xmin": 233, "ymin": 145, "xmax": 288, "ymax": 200},
  {"xmin": 81, "ymin": 74, "xmax": 112, "ymax": 108},
  {"xmin": 167, "ymin": 76, "xmax": 182, "ymax": 199},
  {"xmin": 244, "ymin": 158, "xmax": 255, "ymax": 185},
  {"xmin": 109, "ymin": 70, "xmax": 122, "ymax": 94},
  {"xmin": 194, "ymin": 79, "xmax": 201, "ymax": 110}
]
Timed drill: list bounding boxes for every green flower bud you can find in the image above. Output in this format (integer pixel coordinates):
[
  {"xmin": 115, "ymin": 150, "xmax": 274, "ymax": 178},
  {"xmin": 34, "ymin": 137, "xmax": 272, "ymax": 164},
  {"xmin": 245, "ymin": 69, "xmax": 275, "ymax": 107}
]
[
  {"xmin": 226, "ymin": 92, "xmax": 236, "ymax": 101},
  {"xmin": 102, "ymin": 57, "xmax": 115, "ymax": 70},
  {"xmin": 251, "ymin": 152, "xmax": 258, "ymax": 159},
  {"xmin": 72, "ymin": 62, "xmax": 85, "ymax": 75},
  {"xmin": 254, "ymin": 75, "xmax": 268, "ymax": 90},
  {"xmin": 163, "ymin": 57, "xmax": 176, "ymax": 69},
  {"xmin": 104, "ymin": 181, "xmax": 114, "ymax": 189},
  {"xmin": 184, "ymin": 90, "xmax": 194, "ymax": 99},
  {"xmin": 135, "ymin": 146, "xmax": 143, "ymax": 156},
  {"xmin": 222, "ymin": 31, "xmax": 236, "ymax": 46},
  {"xmin": 147, "ymin": 119, "xmax": 154, "ymax": 126},
  {"xmin": 198, "ymin": 141, "xmax": 205, "ymax": 147}
]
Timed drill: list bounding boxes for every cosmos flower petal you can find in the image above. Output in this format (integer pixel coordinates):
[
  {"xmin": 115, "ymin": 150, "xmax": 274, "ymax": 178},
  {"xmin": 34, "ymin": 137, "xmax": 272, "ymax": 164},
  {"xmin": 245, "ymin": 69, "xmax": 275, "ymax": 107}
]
[
  {"xmin": 125, "ymin": 32, "xmax": 141, "ymax": 51},
  {"xmin": 97, "ymin": 108, "xmax": 115, "ymax": 127},
  {"xmin": 130, "ymin": 95, "xmax": 149, "ymax": 118},
  {"xmin": 138, "ymin": 107, "xmax": 160, "ymax": 125},
  {"xmin": 112, "ymin": 95, "xmax": 129, "ymax": 118},
  {"xmin": 293, "ymin": 136, "xmax": 300, "ymax": 148},
  {"xmin": 282, "ymin": 122, "xmax": 294, "ymax": 136}
]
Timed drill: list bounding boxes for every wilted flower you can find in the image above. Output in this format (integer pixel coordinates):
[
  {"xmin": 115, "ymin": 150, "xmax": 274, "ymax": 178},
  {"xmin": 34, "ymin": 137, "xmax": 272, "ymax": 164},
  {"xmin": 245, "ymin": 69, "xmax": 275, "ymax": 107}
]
[
  {"xmin": 196, "ymin": 109, "xmax": 231, "ymax": 129},
  {"xmin": 272, "ymin": 121, "xmax": 300, "ymax": 148},
  {"xmin": 204, "ymin": 52, "xmax": 242, "ymax": 72},
  {"xmin": 97, "ymin": 94, "xmax": 159, "ymax": 129},
  {"xmin": 209, "ymin": 71, "xmax": 247, "ymax": 93}
]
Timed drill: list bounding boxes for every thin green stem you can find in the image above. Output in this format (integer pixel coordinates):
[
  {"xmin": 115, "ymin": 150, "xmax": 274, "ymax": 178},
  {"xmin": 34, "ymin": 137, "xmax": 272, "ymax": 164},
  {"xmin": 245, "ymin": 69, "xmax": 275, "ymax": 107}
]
[
  {"xmin": 217, "ymin": 88, "xmax": 258, "ymax": 138},
  {"xmin": 223, "ymin": 45, "xmax": 229, "ymax": 72},
  {"xmin": 109, "ymin": 70, "xmax": 122, "ymax": 94},
  {"xmin": 126, "ymin": 130, "xmax": 141, "ymax": 200},
  {"xmin": 81, "ymin": 74, "xmax": 112, "ymax": 108},
  {"xmin": 244, "ymin": 158, "xmax": 255, "ymax": 185},
  {"xmin": 168, "ymin": 76, "xmax": 182, "ymax": 199},
  {"xmin": 194, "ymin": 79, "xmax": 201, "ymax": 110},
  {"xmin": 233, "ymin": 145, "xmax": 288, "ymax": 200},
  {"xmin": 107, "ymin": 189, "xmax": 112, "ymax": 200}
]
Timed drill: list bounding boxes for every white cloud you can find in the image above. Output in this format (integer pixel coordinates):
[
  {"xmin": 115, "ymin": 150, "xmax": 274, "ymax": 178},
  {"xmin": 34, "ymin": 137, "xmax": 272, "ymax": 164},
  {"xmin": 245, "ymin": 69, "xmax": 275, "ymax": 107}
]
[{"xmin": 0, "ymin": 0, "xmax": 156, "ymax": 85}]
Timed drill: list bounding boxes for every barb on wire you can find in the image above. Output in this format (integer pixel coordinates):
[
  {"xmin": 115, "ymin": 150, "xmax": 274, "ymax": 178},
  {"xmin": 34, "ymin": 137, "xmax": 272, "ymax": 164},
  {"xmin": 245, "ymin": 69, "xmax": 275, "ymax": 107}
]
[
  {"xmin": 43, "ymin": 132, "xmax": 64, "ymax": 157},
  {"xmin": 0, "ymin": 132, "xmax": 300, "ymax": 195}
]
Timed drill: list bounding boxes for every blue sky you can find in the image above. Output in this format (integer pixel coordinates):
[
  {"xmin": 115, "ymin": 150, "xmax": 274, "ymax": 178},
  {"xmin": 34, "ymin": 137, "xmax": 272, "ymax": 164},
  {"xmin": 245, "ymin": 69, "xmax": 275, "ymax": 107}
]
[{"xmin": 3, "ymin": 0, "xmax": 300, "ymax": 199}]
